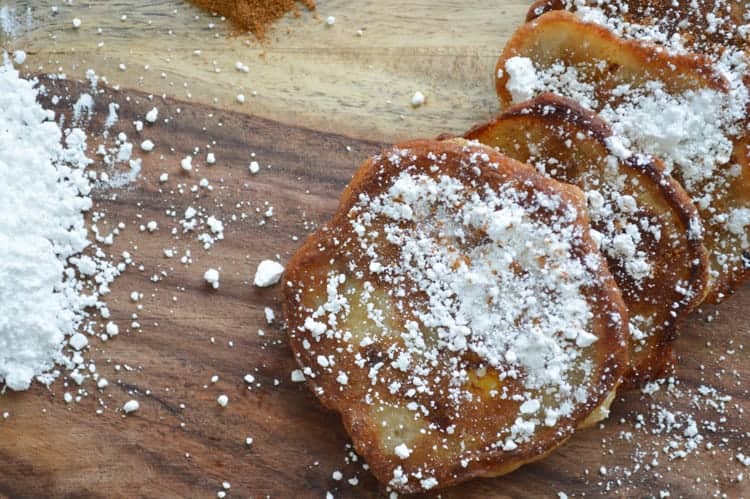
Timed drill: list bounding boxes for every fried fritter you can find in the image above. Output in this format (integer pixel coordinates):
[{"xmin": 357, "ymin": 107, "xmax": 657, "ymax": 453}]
[
  {"xmin": 284, "ymin": 139, "xmax": 629, "ymax": 493},
  {"xmin": 466, "ymin": 93, "xmax": 709, "ymax": 385},
  {"xmin": 495, "ymin": 11, "xmax": 749, "ymax": 303}
]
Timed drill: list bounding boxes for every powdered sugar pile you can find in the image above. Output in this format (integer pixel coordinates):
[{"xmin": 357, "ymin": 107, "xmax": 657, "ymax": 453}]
[
  {"xmin": 0, "ymin": 60, "xmax": 121, "ymax": 391},
  {"xmin": 503, "ymin": 57, "xmax": 597, "ymax": 109},
  {"xmin": 602, "ymin": 85, "xmax": 734, "ymax": 190}
]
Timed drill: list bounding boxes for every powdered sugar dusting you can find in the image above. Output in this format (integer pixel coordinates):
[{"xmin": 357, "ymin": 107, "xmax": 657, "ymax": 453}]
[
  {"xmin": 599, "ymin": 83, "xmax": 741, "ymax": 191},
  {"xmin": 502, "ymin": 49, "xmax": 749, "ymax": 295},
  {"xmin": 554, "ymin": 0, "xmax": 747, "ymax": 58},
  {"xmin": 505, "ymin": 56, "xmax": 598, "ymax": 109},
  {"xmin": 0, "ymin": 61, "xmax": 121, "ymax": 391},
  {"xmin": 496, "ymin": 126, "xmax": 670, "ymax": 368},
  {"xmin": 503, "ymin": 58, "xmax": 742, "ymax": 190},
  {"xmin": 526, "ymin": 1, "xmax": 750, "ymax": 296},
  {"xmin": 289, "ymin": 144, "xmax": 626, "ymax": 492},
  {"xmin": 349, "ymin": 171, "xmax": 596, "ymax": 394}
]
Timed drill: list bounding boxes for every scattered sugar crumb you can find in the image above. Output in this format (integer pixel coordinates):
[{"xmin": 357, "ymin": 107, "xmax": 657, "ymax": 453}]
[
  {"xmin": 204, "ymin": 268, "xmax": 220, "ymax": 289},
  {"xmin": 123, "ymin": 400, "xmax": 140, "ymax": 414},
  {"xmin": 253, "ymin": 260, "xmax": 284, "ymax": 287}
]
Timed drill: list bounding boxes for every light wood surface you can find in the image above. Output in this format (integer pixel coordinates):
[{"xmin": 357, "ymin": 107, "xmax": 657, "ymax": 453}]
[
  {"xmin": 1, "ymin": 2, "xmax": 749, "ymax": 498},
  {"xmin": 5, "ymin": 0, "xmax": 529, "ymax": 143}
]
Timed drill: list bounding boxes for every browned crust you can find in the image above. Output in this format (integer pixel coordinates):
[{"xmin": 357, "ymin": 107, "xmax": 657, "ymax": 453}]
[
  {"xmin": 465, "ymin": 93, "xmax": 710, "ymax": 386},
  {"xmin": 526, "ymin": 0, "xmax": 563, "ymax": 22},
  {"xmin": 495, "ymin": 9, "xmax": 750, "ymax": 304},
  {"xmin": 525, "ymin": 0, "xmax": 749, "ymax": 53},
  {"xmin": 494, "ymin": 10, "xmax": 726, "ymax": 108},
  {"xmin": 703, "ymin": 133, "xmax": 750, "ymax": 303},
  {"xmin": 284, "ymin": 139, "xmax": 629, "ymax": 493}
]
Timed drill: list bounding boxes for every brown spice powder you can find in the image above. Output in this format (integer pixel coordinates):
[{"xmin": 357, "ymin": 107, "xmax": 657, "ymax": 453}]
[{"xmin": 189, "ymin": 0, "xmax": 316, "ymax": 39}]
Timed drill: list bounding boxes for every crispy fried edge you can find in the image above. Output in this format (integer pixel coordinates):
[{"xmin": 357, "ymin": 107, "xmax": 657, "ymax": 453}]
[
  {"xmin": 284, "ymin": 139, "xmax": 630, "ymax": 493},
  {"xmin": 526, "ymin": 0, "xmax": 749, "ymax": 44},
  {"xmin": 494, "ymin": 10, "xmax": 727, "ymax": 109},
  {"xmin": 464, "ymin": 93, "xmax": 710, "ymax": 386},
  {"xmin": 704, "ymin": 133, "xmax": 750, "ymax": 303},
  {"xmin": 527, "ymin": 0, "xmax": 563, "ymax": 22},
  {"xmin": 496, "ymin": 10, "xmax": 749, "ymax": 303}
]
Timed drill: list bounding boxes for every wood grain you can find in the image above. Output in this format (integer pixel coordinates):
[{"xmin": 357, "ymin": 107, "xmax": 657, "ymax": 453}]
[
  {"xmin": 0, "ymin": 75, "xmax": 747, "ymax": 499},
  {"xmin": 5, "ymin": 0, "xmax": 529, "ymax": 144}
]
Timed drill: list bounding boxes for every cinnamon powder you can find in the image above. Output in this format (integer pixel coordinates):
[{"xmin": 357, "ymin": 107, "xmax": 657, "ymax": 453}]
[{"xmin": 189, "ymin": 0, "xmax": 316, "ymax": 39}]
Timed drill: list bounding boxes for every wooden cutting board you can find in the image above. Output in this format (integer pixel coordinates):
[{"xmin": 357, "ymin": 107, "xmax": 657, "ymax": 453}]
[
  {"xmin": 2, "ymin": 2, "xmax": 749, "ymax": 498},
  {"xmin": 2, "ymin": 0, "xmax": 525, "ymax": 144}
]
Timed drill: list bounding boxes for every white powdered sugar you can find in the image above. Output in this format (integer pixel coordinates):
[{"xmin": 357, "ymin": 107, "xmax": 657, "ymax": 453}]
[
  {"xmin": 556, "ymin": 0, "xmax": 746, "ymax": 58},
  {"xmin": 349, "ymin": 172, "xmax": 596, "ymax": 394},
  {"xmin": 572, "ymin": 4, "xmax": 690, "ymax": 55},
  {"xmin": 0, "ymin": 61, "xmax": 120, "ymax": 391},
  {"xmin": 515, "ymin": 142, "xmax": 670, "ymax": 358},
  {"xmin": 511, "ymin": 138, "xmax": 666, "ymax": 359},
  {"xmin": 296, "ymin": 147, "xmax": 621, "ymax": 451},
  {"xmin": 525, "ymin": 148, "xmax": 656, "ymax": 287},
  {"xmin": 254, "ymin": 260, "xmax": 284, "ymax": 287},
  {"xmin": 0, "ymin": 5, "xmax": 30, "ymax": 41},
  {"xmin": 503, "ymin": 56, "xmax": 540, "ymax": 103},
  {"xmin": 529, "ymin": 1, "xmax": 750, "ymax": 264},
  {"xmin": 727, "ymin": 208, "xmax": 750, "ymax": 247},
  {"xmin": 505, "ymin": 57, "xmax": 597, "ymax": 109},
  {"xmin": 503, "ymin": 58, "xmax": 742, "ymax": 189},
  {"xmin": 599, "ymin": 83, "xmax": 738, "ymax": 191},
  {"xmin": 585, "ymin": 188, "xmax": 654, "ymax": 283},
  {"xmin": 502, "ymin": 50, "xmax": 750, "ymax": 277},
  {"xmin": 289, "ymin": 146, "xmax": 629, "ymax": 492}
]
